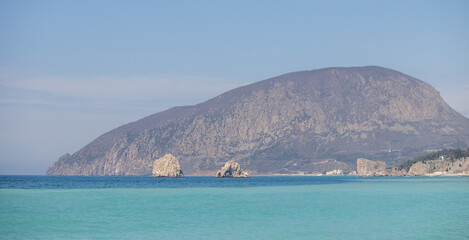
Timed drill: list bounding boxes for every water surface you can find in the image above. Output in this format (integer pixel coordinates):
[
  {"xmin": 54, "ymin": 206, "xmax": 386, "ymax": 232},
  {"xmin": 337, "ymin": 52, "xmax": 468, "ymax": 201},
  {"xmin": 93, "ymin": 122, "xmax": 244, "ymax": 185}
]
[{"xmin": 1, "ymin": 176, "xmax": 467, "ymax": 239}]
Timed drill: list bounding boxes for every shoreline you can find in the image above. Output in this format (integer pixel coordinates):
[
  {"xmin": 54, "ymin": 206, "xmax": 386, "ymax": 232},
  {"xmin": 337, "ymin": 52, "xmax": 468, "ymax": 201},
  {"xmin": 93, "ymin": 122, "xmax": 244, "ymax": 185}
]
[{"xmin": 18, "ymin": 172, "xmax": 469, "ymax": 177}]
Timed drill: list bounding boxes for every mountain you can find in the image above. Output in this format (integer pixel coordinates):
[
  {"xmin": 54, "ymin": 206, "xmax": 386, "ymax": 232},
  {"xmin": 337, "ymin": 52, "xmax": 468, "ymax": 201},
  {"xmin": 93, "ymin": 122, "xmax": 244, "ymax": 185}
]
[{"xmin": 46, "ymin": 66, "xmax": 469, "ymax": 175}]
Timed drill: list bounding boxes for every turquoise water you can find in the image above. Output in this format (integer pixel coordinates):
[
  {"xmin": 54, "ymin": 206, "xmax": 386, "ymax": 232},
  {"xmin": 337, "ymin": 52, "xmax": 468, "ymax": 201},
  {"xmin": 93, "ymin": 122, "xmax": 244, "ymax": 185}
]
[{"xmin": 1, "ymin": 176, "xmax": 468, "ymax": 239}]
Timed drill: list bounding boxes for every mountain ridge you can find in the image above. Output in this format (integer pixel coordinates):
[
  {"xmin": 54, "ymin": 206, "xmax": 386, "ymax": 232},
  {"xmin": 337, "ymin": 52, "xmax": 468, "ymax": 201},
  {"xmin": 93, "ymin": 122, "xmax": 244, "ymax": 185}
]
[{"xmin": 46, "ymin": 66, "xmax": 469, "ymax": 175}]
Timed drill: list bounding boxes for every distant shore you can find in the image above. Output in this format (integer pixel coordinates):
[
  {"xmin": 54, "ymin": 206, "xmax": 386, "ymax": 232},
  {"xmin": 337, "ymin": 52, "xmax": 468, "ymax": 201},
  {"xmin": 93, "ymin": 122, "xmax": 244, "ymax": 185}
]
[{"xmin": 186, "ymin": 172, "xmax": 469, "ymax": 177}]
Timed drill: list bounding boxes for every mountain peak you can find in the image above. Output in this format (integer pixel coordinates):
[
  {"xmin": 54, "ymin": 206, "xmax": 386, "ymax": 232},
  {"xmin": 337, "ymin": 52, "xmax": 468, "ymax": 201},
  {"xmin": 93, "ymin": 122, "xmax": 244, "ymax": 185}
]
[{"xmin": 47, "ymin": 67, "xmax": 469, "ymax": 175}]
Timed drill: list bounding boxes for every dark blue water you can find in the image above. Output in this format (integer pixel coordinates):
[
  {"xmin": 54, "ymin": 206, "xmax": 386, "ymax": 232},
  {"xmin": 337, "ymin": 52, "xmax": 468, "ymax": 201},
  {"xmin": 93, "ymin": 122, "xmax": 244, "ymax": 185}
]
[{"xmin": 0, "ymin": 175, "xmax": 357, "ymax": 189}]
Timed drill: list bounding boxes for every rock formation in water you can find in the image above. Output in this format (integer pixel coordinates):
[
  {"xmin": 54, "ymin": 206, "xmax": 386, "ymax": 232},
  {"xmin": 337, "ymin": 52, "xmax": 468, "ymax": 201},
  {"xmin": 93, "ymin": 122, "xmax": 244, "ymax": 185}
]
[
  {"xmin": 216, "ymin": 160, "xmax": 250, "ymax": 178},
  {"xmin": 356, "ymin": 158, "xmax": 388, "ymax": 176},
  {"xmin": 152, "ymin": 154, "xmax": 184, "ymax": 177},
  {"xmin": 46, "ymin": 66, "xmax": 469, "ymax": 176}
]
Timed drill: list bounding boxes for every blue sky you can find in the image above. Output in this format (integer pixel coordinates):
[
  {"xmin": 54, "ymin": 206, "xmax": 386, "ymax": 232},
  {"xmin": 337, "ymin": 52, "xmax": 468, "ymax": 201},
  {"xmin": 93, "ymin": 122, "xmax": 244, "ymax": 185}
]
[{"xmin": 1, "ymin": 0, "xmax": 468, "ymax": 174}]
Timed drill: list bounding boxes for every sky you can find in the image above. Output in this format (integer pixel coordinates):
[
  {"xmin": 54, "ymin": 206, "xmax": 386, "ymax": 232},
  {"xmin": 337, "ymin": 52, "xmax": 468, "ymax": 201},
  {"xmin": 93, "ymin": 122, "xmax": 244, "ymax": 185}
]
[{"xmin": 0, "ymin": 0, "xmax": 468, "ymax": 175}]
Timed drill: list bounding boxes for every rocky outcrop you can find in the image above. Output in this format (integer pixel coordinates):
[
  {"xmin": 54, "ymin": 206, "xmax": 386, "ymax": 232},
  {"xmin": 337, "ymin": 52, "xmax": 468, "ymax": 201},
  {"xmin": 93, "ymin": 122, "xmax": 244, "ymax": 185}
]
[
  {"xmin": 355, "ymin": 156, "xmax": 469, "ymax": 177},
  {"xmin": 46, "ymin": 153, "xmax": 72, "ymax": 175},
  {"xmin": 356, "ymin": 158, "xmax": 388, "ymax": 176},
  {"xmin": 407, "ymin": 157, "xmax": 469, "ymax": 176},
  {"xmin": 216, "ymin": 160, "xmax": 250, "ymax": 178},
  {"xmin": 406, "ymin": 162, "xmax": 431, "ymax": 176},
  {"xmin": 387, "ymin": 167, "xmax": 407, "ymax": 176},
  {"xmin": 152, "ymin": 154, "xmax": 184, "ymax": 177},
  {"xmin": 46, "ymin": 66, "xmax": 469, "ymax": 175}
]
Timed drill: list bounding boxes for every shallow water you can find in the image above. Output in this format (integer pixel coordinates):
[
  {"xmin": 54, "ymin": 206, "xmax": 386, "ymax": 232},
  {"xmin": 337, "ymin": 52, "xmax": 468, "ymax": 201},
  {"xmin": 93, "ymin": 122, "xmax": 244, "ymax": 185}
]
[{"xmin": 1, "ymin": 176, "xmax": 468, "ymax": 239}]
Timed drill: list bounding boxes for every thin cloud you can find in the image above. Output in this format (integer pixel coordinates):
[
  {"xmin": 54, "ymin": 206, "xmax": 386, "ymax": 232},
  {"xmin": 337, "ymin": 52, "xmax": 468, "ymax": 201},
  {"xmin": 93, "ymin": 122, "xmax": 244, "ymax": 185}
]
[
  {"xmin": 2, "ymin": 75, "xmax": 238, "ymax": 100},
  {"xmin": 0, "ymin": 73, "xmax": 242, "ymax": 110}
]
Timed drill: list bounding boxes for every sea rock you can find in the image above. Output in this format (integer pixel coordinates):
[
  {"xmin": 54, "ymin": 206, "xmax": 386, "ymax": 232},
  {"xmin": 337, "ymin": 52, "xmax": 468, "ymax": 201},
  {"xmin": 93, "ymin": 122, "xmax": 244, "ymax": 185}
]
[
  {"xmin": 152, "ymin": 154, "xmax": 184, "ymax": 177},
  {"xmin": 356, "ymin": 158, "xmax": 388, "ymax": 176},
  {"xmin": 216, "ymin": 160, "xmax": 250, "ymax": 178}
]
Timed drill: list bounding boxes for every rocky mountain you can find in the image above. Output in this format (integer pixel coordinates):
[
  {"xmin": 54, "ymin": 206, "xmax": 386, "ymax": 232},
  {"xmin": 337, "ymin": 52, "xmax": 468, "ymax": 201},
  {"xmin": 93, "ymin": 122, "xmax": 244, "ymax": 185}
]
[{"xmin": 46, "ymin": 66, "xmax": 469, "ymax": 175}]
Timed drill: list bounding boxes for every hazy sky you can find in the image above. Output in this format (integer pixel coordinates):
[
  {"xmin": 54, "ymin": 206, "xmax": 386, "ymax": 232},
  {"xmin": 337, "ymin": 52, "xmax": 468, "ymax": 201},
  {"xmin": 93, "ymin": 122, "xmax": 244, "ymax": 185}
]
[{"xmin": 1, "ymin": 0, "xmax": 468, "ymax": 174}]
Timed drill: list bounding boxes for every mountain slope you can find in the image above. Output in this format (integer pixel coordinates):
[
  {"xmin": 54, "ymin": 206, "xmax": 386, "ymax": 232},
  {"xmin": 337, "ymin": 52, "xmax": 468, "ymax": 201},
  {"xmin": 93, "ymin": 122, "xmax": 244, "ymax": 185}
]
[{"xmin": 46, "ymin": 66, "xmax": 469, "ymax": 175}]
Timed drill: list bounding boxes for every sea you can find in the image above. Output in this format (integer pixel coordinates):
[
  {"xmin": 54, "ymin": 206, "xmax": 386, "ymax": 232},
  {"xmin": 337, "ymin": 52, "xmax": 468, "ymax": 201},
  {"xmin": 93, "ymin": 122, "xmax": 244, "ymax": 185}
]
[{"xmin": 0, "ymin": 176, "xmax": 468, "ymax": 240}]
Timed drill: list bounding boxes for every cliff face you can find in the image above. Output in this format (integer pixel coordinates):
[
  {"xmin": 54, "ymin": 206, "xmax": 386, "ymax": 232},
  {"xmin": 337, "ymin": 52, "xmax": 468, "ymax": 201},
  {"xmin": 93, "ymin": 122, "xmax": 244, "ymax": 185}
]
[
  {"xmin": 356, "ymin": 158, "xmax": 388, "ymax": 176},
  {"xmin": 407, "ymin": 157, "xmax": 469, "ymax": 176},
  {"xmin": 46, "ymin": 66, "xmax": 469, "ymax": 175},
  {"xmin": 355, "ymin": 156, "xmax": 469, "ymax": 176}
]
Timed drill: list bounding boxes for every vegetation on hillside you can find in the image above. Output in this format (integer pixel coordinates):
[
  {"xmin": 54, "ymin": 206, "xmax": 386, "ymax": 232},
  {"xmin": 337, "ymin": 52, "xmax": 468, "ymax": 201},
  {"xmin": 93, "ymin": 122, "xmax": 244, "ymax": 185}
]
[{"xmin": 399, "ymin": 148, "xmax": 469, "ymax": 171}]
